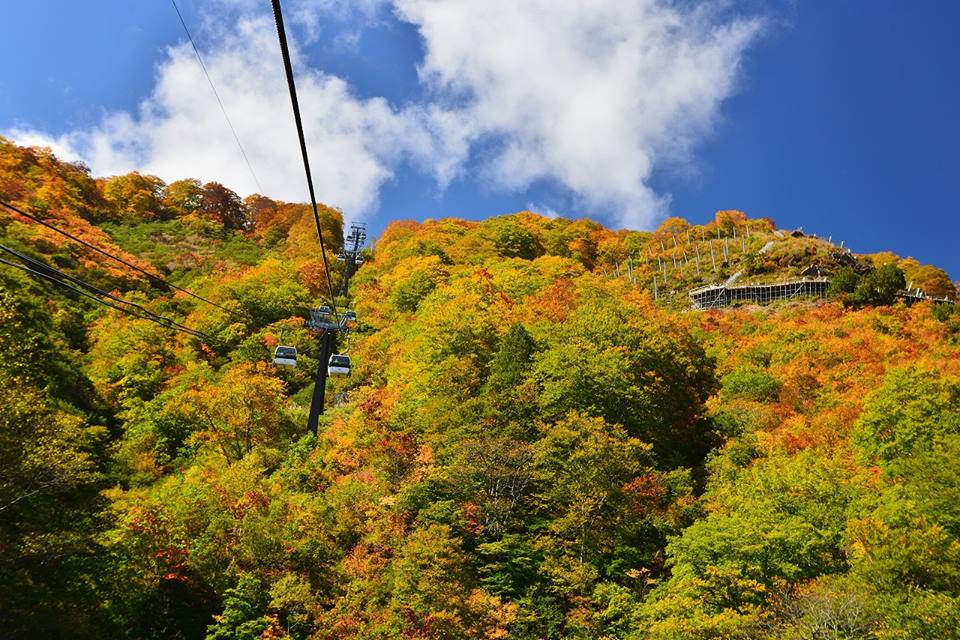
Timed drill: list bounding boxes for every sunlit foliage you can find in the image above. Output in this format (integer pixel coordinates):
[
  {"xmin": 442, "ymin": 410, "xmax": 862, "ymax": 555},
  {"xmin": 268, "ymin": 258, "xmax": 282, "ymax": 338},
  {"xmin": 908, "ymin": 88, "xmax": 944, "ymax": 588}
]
[{"xmin": 1, "ymin": 137, "xmax": 959, "ymax": 639}]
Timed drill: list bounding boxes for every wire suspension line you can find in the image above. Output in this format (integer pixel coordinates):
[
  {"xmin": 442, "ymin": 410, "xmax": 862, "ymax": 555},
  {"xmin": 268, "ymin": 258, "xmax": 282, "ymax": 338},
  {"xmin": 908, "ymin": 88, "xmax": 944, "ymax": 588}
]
[
  {"xmin": 270, "ymin": 0, "xmax": 340, "ymax": 323},
  {"xmin": 0, "ymin": 243, "xmax": 212, "ymax": 340},
  {"xmin": 0, "ymin": 256, "xmax": 212, "ymax": 340},
  {"xmin": 0, "ymin": 199, "xmax": 230, "ymax": 312},
  {"xmin": 169, "ymin": 0, "xmax": 264, "ymax": 195}
]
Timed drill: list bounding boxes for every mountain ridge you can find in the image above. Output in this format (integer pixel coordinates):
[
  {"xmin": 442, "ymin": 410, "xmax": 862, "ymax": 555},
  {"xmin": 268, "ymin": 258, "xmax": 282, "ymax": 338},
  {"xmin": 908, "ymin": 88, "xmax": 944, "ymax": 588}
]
[{"xmin": 3, "ymin": 137, "xmax": 960, "ymax": 638}]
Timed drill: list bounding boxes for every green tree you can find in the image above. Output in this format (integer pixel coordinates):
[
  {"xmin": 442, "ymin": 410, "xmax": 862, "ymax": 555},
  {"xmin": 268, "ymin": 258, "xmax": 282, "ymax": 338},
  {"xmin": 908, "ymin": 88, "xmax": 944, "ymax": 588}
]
[
  {"xmin": 0, "ymin": 270, "xmax": 93, "ymax": 409},
  {"xmin": 719, "ymin": 366, "xmax": 782, "ymax": 403},
  {"xmin": 213, "ymin": 257, "xmax": 313, "ymax": 332},
  {"xmin": 0, "ymin": 380, "xmax": 108, "ymax": 637},
  {"xmin": 490, "ymin": 217, "xmax": 540, "ymax": 260},
  {"xmin": 844, "ymin": 436, "xmax": 960, "ymax": 638},
  {"xmin": 530, "ymin": 304, "xmax": 717, "ymax": 466},
  {"xmin": 206, "ymin": 574, "xmax": 270, "ymax": 640},
  {"xmin": 853, "ymin": 366, "xmax": 960, "ymax": 464},
  {"xmin": 0, "ymin": 273, "xmax": 111, "ymax": 636},
  {"xmin": 827, "ymin": 266, "xmax": 860, "ymax": 297},
  {"xmin": 483, "ymin": 323, "xmax": 540, "ymax": 426},
  {"xmin": 392, "ymin": 269, "xmax": 438, "ymax": 313},
  {"xmin": 644, "ymin": 453, "xmax": 855, "ymax": 637},
  {"xmin": 476, "ymin": 534, "xmax": 543, "ymax": 599},
  {"xmin": 486, "ymin": 323, "xmax": 537, "ymax": 394},
  {"xmin": 384, "ymin": 255, "xmax": 449, "ymax": 315},
  {"xmin": 532, "ymin": 413, "xmax": 652, "ymax": 570},
  {"xmin": 853, "ymin": 263, "xmax": 906, "ymax": 306},
  {"xmin": 164, "ymin": 178, "xmax": 203, "ymax": 217}
]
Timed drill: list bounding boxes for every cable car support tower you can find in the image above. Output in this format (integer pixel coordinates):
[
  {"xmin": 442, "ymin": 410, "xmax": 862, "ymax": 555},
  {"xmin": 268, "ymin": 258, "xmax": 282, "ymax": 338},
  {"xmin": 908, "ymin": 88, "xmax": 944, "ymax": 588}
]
[
  {"xmin": 338, "ymin": 222, "xmax": 366, "ymax": 296},
  {"xmin": 302, "ymin": 227, "xmax": 366, "ymax": 438},
  {"xmin": 271, "ymin": 0, "xmax": 366, "ymax": 438}
]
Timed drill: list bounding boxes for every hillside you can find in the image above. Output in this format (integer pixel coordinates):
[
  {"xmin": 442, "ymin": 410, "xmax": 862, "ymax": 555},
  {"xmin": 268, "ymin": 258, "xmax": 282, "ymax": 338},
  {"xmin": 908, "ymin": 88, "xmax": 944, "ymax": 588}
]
[{"xmin": 2, "ymin": 137, "xmax": 960, "ymax": 639}]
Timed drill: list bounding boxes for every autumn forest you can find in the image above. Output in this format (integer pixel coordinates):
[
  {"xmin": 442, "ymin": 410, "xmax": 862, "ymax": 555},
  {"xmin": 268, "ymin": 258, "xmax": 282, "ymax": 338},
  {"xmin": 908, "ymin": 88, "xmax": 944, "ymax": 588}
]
[{"xmin": 2, "ymin": 136, "xmax": 960, "ymax": 639}]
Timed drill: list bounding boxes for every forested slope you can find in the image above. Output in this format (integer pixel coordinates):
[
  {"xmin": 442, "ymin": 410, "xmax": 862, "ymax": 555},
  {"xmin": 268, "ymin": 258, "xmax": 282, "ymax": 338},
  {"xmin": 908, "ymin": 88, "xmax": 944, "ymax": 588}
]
[{"xmin": 2, "ymin": 137, "xmax": 960, "ymax": 639}]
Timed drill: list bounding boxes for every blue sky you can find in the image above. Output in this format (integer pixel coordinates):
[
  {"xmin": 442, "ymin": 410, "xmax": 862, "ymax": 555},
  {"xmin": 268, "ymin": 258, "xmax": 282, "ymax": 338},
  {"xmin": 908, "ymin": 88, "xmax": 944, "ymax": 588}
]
[{"xmin": 1, "ymin": 1, "xmax": 958, "ymax": 278}]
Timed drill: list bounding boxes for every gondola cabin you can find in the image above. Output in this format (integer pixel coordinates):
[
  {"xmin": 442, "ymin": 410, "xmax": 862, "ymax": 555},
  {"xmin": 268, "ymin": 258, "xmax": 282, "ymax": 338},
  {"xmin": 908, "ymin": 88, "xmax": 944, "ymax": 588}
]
[
  {"xmin": 328, "ymin": 354, "xmax": 351, "ymax": 376},
  {"xmin": 273, "ymin": 346, "xmax": 298, "ymax": 367}
]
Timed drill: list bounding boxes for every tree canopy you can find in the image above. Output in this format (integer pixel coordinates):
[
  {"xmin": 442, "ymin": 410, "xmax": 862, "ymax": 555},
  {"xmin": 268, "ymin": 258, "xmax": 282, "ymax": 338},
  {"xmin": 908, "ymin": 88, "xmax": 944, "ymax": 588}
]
[{"xmin": 1, "ymin": 137, "xmax": 959, "ymax": 639}]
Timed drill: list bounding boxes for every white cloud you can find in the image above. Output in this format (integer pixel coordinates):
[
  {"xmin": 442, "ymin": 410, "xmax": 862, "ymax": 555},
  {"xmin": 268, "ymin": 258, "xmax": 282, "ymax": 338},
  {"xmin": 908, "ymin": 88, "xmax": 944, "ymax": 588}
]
[
  {"xmin": 526, "ymin": 202, "xmax": 561, "ymax": 219},
  {"xmin": 396, "ymin": 0, "xmax": 762, "ymax": 229},
  {"xmin": 6, "ymin": 16, "xmax": 438, "ymax": 216},
  {"xmin": 289, "ymin": 0, "xmax": 390, "ymax": 43},
  {"xmin": 3, "ymin": 128, "xmax": 86, "ymax": 165},
  {"xmin": 5, "ymin": 1, "xmax": 761, "ymax": 229}
]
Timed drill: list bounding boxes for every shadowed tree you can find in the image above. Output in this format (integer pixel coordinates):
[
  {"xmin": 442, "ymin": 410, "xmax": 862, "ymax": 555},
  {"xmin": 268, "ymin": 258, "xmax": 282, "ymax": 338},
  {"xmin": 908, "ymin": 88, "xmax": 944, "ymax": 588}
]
[{"xmin": 200, "ymin": 181, "xmax": 248, "ymax": 230}]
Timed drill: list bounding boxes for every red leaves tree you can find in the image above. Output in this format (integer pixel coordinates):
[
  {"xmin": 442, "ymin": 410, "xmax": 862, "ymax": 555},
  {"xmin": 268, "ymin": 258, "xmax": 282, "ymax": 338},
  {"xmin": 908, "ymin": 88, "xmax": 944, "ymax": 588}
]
[{"xmin": 200, "ymin": 181, "xmax": 248, "ymax": 230}]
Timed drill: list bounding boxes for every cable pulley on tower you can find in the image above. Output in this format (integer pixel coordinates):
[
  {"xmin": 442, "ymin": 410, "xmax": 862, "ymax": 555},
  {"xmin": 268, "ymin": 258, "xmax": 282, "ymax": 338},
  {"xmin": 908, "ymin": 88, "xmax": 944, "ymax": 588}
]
[
  {"xmin": 338, "ymin": 222, "xmax": 367, "ymax": 296},
  {"xmin": 339, "ymin": 310, "xmax": 358, "ymax": 329}
]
